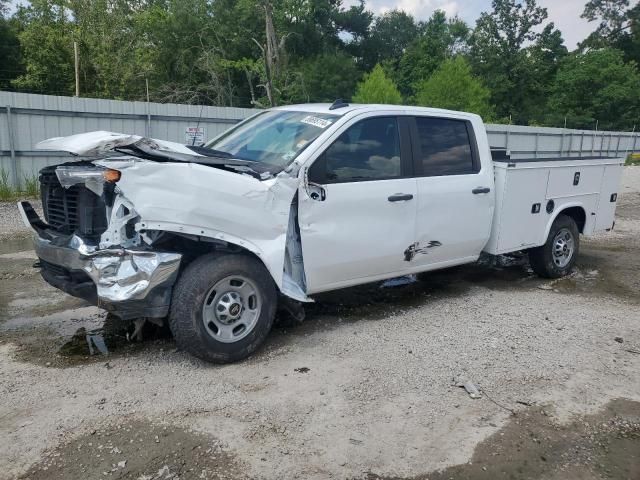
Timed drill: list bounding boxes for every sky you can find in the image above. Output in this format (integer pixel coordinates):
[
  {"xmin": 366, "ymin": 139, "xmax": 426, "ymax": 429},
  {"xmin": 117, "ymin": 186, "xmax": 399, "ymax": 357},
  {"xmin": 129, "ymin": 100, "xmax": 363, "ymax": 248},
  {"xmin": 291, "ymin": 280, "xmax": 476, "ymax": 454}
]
[
  {"xmin": 345, "ymin": 0, "xmax": 595, "ymax": 50},
  {"xmin": 7, "ymin": 0, "xmax": 596, "ymax": 50}
]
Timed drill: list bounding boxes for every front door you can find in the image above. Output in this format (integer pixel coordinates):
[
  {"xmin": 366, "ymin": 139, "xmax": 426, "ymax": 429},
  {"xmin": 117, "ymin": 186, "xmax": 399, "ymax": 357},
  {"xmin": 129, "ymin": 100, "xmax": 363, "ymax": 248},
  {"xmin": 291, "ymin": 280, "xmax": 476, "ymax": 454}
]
[{"xmin": 298, "ymin": 115, "xmax": 417, "ymax": 293}]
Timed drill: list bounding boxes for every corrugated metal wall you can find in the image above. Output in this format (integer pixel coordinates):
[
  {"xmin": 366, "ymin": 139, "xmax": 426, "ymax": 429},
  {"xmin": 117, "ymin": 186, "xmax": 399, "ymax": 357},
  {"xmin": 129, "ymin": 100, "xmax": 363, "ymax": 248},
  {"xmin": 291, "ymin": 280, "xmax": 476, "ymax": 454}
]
[
  {"xmin": 0, "ymin": 92, "xmax": 253, "ymax": 187},
  {"xmin": 1, "ymin": 91, "xmax": 638, "ymax": 187}
]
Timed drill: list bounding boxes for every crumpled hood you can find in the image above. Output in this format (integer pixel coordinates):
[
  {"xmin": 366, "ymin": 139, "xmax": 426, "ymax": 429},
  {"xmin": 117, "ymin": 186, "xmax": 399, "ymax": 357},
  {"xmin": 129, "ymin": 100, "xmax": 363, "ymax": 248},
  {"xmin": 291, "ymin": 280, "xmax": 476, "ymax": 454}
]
[{"xmin": 36, "ymin": 130, "xmax": 200, "ymax": 158}]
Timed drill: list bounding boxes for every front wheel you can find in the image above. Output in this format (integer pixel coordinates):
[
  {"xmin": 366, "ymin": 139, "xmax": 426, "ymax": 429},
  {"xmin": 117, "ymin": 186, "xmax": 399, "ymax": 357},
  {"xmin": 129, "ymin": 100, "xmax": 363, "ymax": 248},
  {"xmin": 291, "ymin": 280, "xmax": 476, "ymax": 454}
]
[
  {"xmin": 528, "ymin": 214, "xmax": 580, "ymax": 279},
  {"xmin": 169, "ymin": 253, "xmax": 277, "ymax": 363}
]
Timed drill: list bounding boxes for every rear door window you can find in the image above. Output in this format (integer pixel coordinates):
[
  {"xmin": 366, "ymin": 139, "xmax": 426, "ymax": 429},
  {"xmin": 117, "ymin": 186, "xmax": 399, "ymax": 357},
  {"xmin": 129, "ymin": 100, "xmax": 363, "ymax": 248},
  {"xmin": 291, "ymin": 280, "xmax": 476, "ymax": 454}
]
[{"xmin": 414, "ymin": 117, "xmax": 478, "ymax": 176}]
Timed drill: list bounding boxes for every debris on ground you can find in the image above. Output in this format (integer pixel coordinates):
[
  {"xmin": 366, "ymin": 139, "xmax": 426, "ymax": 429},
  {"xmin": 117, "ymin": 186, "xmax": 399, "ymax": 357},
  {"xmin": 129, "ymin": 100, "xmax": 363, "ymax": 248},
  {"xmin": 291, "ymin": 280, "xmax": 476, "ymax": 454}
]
[{"xmin": 455, "ymin": 378, "xmax": 482, "ymax": 399}]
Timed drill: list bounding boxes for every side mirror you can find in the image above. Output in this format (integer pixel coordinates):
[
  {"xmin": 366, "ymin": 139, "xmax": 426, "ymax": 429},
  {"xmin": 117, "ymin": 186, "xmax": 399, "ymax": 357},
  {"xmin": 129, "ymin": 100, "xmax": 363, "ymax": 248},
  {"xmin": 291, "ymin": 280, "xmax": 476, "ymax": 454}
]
[{"xmin": 305, "ymin": 156, "xmax": 327, "ymax": 201}]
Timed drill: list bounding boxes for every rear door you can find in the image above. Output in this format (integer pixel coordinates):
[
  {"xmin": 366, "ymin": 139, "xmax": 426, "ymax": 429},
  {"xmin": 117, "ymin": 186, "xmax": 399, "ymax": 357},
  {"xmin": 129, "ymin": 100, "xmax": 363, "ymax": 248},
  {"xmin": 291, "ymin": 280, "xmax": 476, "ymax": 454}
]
[
  {"xmin": 298, "ymin": 114, "xmax": 417, "ymax": 293},
  {"xmin": 408, "ymin": 115, "xmax": 494, "ymax": 267}
]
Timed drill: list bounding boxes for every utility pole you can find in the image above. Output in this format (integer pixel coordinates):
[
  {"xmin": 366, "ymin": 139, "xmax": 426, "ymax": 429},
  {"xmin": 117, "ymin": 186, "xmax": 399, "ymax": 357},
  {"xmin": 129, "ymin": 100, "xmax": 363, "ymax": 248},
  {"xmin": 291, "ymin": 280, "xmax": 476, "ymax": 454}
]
[
  {"xmin": 74, "ymin": 41, "xmax": 80, "ymax": 97},
  {"xmin": 145, "ymin": 78, "xmax": 151, "ymax": 137}
]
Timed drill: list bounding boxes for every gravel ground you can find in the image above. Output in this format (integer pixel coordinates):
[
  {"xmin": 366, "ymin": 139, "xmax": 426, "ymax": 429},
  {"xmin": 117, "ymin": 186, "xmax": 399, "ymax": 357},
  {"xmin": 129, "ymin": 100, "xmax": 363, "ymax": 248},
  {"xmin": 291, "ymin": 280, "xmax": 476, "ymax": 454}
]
[
  {"xmin": 0, "ymin": 200, "xmax": 42, "ymax": 242},
  {"xmin": 0, "ymin": 167, "xmax": 639, "ymax": 480}
]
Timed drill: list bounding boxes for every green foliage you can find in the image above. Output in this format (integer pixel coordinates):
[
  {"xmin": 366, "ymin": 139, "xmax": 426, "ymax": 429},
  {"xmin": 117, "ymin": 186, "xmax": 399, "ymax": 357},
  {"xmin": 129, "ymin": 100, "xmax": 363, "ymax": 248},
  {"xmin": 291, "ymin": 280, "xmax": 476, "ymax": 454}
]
[
  {"xmin": 11, "ymin": 0, "xmax": 74, "ymax": 95},
  {"xmin": 352, "ymin": 64, "xmax": 402, "ymax": 104},
  {"xmin": 581, "ymin": 0, "xmax": 640, "ymax": 66},
  {"xmin": 0, "ymin": 169, "xmax": 40, "ymax": 201},
  {"xmin": 415, "ymin": 57, "xmax": 494, "ymax": 119},
  {"xmin": 626, "ymin": 153, "xmax": 640, "ymax": 165},
  {"xmin": 23, "ymin": 174, "xmax": 40, "ymax": 198},
  {"xmin": 469, "ymin": 0, "xmax": 567, "ymax": 124},
  {"xmin": 361, "ymin": 10, "xmax": 419, "ymax": 70},
  {"xmin": 0, "ymin": 169, "xmax": 12, "ymax": 201},
  {"xmin": 296, "ymin": 52, "xmax": 361, "ymax": 103},
  {"xmin": 1, "ymin": 0, "xmax": 640, "ymax": 130},
  {"xmin": 547, "ymin": 48, "xmax": 640, "ymax": 130},
  {"xmin": 395, "ymin": 10, "xmax": 469, "ymax": 98},
  {"xmin": 0, "ymin": 3, "xmax": 23, "ymax": 90}
]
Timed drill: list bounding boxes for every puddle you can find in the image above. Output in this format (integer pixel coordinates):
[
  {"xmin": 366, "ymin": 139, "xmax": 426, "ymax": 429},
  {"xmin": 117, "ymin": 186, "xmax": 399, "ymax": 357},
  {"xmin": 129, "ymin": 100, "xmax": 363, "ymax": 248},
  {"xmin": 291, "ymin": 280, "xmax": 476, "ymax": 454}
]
[
  {"xmin": 57, "ymin": 315, "xmax": 172, "ymax": 364},
  {"xmin": 366, "ymin": 398, "xmax": 640, "ymax": 480},
  {"xmin": 0, "ymin": 236, "xmax": 33, "ymax": 255},
  {"xmin": 0, "ymin": 250, "xmax": 36, "ymax": 261},
  {"xmin": 58, "ymin": 327, "xmax": 112, "ymax": 357},
  {"xmin": 19, "ymin": 418, "xmax": 247, "ymax": 480},
  {"xmin": 2, "ymin": 310, "xmax": 173, "ymax": 367}
]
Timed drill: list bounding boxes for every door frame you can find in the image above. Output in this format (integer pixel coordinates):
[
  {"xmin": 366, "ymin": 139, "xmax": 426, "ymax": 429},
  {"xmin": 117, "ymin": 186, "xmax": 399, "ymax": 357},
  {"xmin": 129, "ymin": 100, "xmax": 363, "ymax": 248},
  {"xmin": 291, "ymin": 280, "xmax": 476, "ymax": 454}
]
[{"xmin": 296, "ymin": 111, "xmax": 420, "ymax": 293}]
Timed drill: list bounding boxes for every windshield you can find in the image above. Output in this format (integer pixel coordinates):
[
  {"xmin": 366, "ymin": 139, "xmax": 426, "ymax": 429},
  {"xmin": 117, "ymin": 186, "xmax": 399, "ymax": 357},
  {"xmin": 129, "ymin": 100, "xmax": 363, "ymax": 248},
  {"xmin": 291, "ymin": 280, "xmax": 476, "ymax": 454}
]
[{"xmin": 204, "ymin": 110, "xmax": 338, "ymax": 169}]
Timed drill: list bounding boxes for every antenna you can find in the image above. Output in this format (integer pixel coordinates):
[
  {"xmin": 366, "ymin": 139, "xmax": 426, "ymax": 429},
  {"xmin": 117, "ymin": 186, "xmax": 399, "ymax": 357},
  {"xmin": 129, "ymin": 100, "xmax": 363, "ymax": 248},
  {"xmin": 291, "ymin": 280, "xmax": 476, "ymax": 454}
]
[
  {"xmin": 192, "ymin": 103, "xmax": 205, "ymax": 146},
  {"xmin": 329, "ymin": 99, "xmax": 349, "ymax": 110}
]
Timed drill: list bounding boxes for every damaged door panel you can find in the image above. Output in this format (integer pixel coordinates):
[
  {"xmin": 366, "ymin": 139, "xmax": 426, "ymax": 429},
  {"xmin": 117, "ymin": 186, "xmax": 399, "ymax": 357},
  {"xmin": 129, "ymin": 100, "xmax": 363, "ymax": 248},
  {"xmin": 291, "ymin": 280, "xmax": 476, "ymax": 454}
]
[
  {"xmin": 298, "ymin": 114, "xmax": 417, "ymax": 293},
  {"xmin": 18, "ymin": 103, "xmax": 624, "ymax": 363}
]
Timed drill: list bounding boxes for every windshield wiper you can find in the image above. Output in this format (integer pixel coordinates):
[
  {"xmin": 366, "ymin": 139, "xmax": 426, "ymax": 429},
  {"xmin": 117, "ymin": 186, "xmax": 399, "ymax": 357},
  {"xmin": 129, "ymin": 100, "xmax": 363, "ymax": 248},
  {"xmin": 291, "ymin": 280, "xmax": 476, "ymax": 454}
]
[
  {"xmin": 114, "ymin": 140, "xmax": 276, "ymax": 179},
  {"xmin": 186, "ymin": 145, "xmax": 233, "ymax": 158}
]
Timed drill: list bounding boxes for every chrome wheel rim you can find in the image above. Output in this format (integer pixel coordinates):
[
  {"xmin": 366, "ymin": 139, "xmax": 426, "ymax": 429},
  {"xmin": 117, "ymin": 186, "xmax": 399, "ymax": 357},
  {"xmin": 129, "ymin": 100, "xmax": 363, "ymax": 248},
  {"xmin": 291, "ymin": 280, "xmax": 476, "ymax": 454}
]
[
  {"xmin": 552, "ymin": 228, "xmax": 575, "ymax": 268},
  {"xmin": 202, "ymin": 275, "xmax": 262, "ymax": 343}
]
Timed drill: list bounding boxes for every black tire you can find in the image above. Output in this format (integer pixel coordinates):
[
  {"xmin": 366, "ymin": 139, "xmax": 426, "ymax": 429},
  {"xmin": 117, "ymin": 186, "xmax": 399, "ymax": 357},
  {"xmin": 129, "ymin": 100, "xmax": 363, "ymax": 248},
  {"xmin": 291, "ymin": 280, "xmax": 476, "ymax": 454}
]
[
  {"xmin": 169, "ymin": 253, "xmax": 277, "ymax": 363},
  {"xmin": 528, "ymin": 214, "xmax": 580, "ymax": 279}
]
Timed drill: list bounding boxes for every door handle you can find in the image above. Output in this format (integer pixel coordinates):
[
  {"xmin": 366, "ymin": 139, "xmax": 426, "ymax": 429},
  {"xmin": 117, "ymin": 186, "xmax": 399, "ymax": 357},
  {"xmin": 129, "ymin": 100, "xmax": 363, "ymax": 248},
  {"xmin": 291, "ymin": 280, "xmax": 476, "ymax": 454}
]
[
  {"xmin": 388, "ymin": 193, "xmax": 414, "ymax": 202},
  {"xmin": 472, "ymin": 187, "xmax": 491, "ymax": 194}
]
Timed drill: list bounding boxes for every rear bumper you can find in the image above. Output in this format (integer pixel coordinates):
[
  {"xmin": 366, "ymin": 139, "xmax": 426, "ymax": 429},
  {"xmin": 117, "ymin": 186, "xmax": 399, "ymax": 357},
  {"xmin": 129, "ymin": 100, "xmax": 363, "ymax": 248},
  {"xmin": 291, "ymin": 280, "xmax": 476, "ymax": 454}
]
[{"xmin": 18, "ymin": 201, "xmax": 182, "ymax": 320}]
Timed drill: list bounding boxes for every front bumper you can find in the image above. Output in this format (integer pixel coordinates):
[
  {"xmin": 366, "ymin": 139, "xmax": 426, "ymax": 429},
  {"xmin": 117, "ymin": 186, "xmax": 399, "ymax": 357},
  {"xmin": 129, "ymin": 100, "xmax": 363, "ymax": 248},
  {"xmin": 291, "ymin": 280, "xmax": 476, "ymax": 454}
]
[{"xmin": 18, "ymin": 201, "xmax": 182, "ymax": 319}]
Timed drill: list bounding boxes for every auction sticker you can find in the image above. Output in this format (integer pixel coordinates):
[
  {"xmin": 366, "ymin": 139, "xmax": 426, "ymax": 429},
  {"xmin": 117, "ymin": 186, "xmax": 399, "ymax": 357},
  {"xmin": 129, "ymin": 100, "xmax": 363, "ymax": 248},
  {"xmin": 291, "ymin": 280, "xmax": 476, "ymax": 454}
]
[{"xmin": 301, "ymin": 116, "xmax": 333, "ymax": 129}]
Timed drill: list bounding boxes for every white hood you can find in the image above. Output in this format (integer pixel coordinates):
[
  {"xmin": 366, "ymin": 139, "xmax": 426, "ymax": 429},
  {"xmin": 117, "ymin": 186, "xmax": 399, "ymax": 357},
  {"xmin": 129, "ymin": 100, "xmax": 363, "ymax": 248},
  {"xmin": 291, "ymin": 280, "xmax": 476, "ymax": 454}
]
[{"xmin": 36, "ymin": 130, "xmax": 201, "ymax": 157}]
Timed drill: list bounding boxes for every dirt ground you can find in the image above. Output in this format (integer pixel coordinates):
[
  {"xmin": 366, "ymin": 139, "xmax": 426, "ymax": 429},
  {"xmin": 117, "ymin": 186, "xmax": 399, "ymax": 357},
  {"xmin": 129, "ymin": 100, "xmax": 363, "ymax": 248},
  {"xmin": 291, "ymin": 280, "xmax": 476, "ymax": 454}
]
[{"xmin": 1, "ymin": 168, "xmax": 639, "ymax": 480}]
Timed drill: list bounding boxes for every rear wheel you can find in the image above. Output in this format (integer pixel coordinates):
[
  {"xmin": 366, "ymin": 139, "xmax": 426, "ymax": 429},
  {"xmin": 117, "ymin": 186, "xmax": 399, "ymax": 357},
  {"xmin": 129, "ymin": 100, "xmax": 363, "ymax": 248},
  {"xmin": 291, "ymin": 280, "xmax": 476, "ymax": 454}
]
[
  {"xmin": 169, "ymin": 253, "xmax": 277, "ymax": 363},
  {"xmin": 528, "ymin": 214, "xmax": 580, "ymax": 278}
]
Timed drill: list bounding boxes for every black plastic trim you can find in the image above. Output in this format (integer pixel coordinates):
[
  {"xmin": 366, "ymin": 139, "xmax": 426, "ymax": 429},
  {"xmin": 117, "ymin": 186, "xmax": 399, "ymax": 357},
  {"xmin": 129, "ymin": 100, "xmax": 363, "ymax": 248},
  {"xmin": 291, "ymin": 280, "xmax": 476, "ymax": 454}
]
[{"xmin": 493, "ymin": 156, "xmax": 620, "ymax": 163}]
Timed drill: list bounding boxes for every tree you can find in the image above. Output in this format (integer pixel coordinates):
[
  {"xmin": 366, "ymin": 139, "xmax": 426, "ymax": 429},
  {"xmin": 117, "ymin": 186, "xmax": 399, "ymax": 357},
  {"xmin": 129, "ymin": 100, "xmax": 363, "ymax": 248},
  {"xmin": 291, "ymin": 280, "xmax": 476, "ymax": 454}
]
[
  {"xmin": 352, "ymin": 64, "xmax": 402, "ymax": 104},
  {"xmin": 469, "ymin": 0, "xmax": 565, "ymax": 123},
  {"xmin": 415, "ymin": 57, "xmax": 494, "ymax": 119},
  {"xmin": 11, "ymin": 0, "xmax": 74, "ymax": 95},
  {"xmin": 0, "ymin": 0, "xmax": 23, "ymax": 90},
  {"xmin": 361, "ymin": 10, "xmax": 418, "ymax": 70},
  {"xmin": 296, "ymin": 52, "xmax": 361, "ymax": 103},
  {"xmin": 547, "ymin": 48, "xmax": 640, "ymax": 130},
  {"xmin": 395, "ymin": 10, "xmax": 469, "ymax": 98},
  {"xmin": 581, "ymin": 0, "xmax": 640, "ymax": 65}
]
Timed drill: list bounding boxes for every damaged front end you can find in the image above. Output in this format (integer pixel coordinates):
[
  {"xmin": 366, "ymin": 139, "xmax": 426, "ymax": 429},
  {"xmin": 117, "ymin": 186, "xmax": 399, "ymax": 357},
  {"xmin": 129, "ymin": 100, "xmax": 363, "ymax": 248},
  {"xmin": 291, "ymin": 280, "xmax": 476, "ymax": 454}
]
[
  {"xmin": 19, "ymin": 161, "xmax": 182, "ymax": 320},
  {"xmin": 20, "ymin": 130, "xmax": 309, "ymax": 322}
]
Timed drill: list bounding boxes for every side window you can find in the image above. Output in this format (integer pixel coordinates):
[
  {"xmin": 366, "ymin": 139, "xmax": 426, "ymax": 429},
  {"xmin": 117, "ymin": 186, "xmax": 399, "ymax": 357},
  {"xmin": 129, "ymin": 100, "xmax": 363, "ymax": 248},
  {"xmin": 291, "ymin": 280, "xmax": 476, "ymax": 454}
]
[
  {"xmin": 415, "ymin": 117, "xmax": 477, "ymax": 176},
  {"xmin": 321, "ymin": 117, "xmax": 402, "ymax": 183}
]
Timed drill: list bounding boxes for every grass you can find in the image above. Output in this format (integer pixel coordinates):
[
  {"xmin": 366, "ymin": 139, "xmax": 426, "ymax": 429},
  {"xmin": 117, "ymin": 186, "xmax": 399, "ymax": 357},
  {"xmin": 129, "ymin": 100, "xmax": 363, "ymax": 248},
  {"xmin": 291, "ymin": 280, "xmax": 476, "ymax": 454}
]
[
  {"xmin": 0, "ymin": 168, "xmax": 40, "ymax": 202},
  {"xmin": 626, "ymin": 153, "xmax": 640, "ymax": 166}
]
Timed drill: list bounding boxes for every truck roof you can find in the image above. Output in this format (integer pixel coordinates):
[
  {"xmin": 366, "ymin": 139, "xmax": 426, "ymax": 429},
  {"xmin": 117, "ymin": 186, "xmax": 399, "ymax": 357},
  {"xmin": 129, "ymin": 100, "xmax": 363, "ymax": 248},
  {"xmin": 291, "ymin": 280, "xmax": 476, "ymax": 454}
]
[{"xmin": 273, "ymin": 103, "xmax": 481, "ymax": 120}]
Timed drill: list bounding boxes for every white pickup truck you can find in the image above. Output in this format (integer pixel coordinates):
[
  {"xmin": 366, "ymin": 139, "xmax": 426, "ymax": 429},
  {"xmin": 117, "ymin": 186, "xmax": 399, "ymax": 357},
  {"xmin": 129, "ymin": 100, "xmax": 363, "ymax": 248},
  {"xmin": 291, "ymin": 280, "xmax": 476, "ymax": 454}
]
[{"xmin": 18, "ymin": 103, "xmax": 624, "ymax": 363}]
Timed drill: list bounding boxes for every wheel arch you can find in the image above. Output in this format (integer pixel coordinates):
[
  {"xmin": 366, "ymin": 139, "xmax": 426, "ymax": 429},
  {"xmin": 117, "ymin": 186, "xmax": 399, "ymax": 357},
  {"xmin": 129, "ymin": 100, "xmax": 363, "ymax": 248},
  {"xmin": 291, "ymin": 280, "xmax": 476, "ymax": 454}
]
[
  {"xmin": 543, "ymin": 203, "xmax": 587, "ymax": 241},
  {"xmin": 140, "ymin": 224, "xmax": 275, "ymax": 273},
  {"xmin": 139, "ymin": 226, "xmax": 309, "ymax": 302}
]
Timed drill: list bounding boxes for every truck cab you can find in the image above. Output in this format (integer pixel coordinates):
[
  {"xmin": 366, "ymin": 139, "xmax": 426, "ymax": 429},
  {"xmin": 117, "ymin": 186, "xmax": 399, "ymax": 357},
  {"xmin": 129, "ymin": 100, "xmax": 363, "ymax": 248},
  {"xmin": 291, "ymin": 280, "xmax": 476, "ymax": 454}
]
[{"xmin": 18, "ymin": 103, "xmax": 623, "ymax": 363}]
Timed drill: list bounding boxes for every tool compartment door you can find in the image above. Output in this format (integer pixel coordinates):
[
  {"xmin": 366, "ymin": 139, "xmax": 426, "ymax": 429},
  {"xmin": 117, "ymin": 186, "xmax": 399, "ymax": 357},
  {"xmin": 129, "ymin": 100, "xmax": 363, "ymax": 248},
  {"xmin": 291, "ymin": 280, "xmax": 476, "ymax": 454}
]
[{"xmin": 594, "ymin": 164, "xmax": 623, "ymax": 232}]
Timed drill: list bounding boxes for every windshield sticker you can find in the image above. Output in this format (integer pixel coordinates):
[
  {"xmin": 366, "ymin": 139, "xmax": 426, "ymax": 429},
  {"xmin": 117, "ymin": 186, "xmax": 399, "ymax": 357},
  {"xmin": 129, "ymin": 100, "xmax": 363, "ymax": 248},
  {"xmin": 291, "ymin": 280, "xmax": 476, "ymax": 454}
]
[
  {"xmin": 283, "ymin": 151, "xmax": 297, "ymax": 161},
  {"xmin": 301, "ymin": 116, "xmax": 333, "ymax": 129}
]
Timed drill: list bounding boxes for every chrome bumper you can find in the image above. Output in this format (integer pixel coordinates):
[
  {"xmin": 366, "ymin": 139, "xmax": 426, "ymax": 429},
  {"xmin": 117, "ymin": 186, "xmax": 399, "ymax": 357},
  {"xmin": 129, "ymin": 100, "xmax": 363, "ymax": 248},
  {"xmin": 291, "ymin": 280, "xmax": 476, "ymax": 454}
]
[{"xmin": 18, "ymin": 201, "xmax": 182, "ymax": 319}]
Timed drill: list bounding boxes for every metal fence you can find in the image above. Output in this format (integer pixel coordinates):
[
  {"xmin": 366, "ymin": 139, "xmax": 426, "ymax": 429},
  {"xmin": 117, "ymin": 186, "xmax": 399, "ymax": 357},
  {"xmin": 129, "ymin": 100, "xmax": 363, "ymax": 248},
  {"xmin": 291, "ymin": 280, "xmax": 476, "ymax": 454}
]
[
  {"xmin": 0, "ymin": 91, "xmax": 253, "ymax": 188},
  {"xmin": 1, "ymin": 91, "xmax": 638, "ymax": 187}
]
